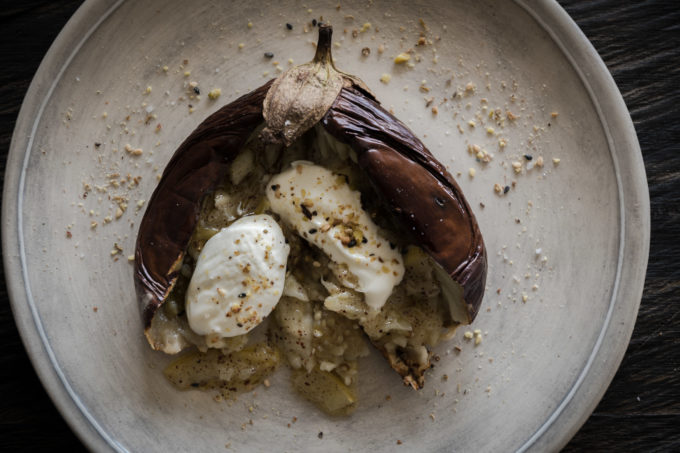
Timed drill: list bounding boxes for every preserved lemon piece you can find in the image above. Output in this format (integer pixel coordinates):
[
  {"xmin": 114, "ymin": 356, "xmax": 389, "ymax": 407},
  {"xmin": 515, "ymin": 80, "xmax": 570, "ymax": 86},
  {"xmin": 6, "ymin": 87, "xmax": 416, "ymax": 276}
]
[
  {"xmin": 291, "ymin": 368, "xmax": 357, "ymax": 416},
  {"xmin": 164, "ymin": 344, "xmax": 279, "ymax": 394}
]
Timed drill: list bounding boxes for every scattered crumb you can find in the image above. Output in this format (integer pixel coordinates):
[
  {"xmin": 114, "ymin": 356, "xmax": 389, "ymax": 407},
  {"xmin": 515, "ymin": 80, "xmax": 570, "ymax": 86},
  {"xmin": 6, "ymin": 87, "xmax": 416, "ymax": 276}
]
[{"xmin": 394, "ymin": 53, "xmax": 410, "ymax": 64}]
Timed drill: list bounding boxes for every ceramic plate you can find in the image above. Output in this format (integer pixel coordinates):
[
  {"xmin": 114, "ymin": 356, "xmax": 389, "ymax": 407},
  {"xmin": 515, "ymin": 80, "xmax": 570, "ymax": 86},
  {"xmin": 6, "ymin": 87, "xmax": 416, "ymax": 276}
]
[{"xmin": 3, "ymin": 0, "xmax": 649, "ymax": 451}]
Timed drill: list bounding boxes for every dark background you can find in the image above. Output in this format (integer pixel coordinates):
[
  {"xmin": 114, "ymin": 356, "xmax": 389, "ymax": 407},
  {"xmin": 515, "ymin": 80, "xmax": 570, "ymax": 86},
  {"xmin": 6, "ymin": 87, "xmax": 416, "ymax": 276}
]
[{"xmin": 1, "ymin": 1, "xmax": 678, "ymax": 451}]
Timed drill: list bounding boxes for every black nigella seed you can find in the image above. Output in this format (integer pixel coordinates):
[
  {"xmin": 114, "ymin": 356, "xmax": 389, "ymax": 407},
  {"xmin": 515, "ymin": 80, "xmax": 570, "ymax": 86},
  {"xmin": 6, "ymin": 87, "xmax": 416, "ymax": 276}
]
[
  {"xmin": 193, "ymin": 86, "xmax": 200, "ymax": 94},
  {"xmin": 239, "ymin": 293, "xmax": 247, "ymax": 298},
  {"xmin": 524, "ymin": 154, "xmax": 533, "ymax": 161},
  {"xmin": 362, "ymin": 237, "xmax": 368, "ymax": 244},
  {"xmin": 434, "ymin": 196, "xmax": 445, "ymax": 207},
  {"xmin": 318, "ymin": 432, "xmax": 323, "ymax": 439},
  {"xmin": 286, "ymin": 23, "xmax": 293, "ymax": 30},
  {"xmin": 389, "ymin": 242, "xmax": 396, "ymax": 249},
  {"xmin": 190, "ymin": 383, "xmax": 199, "ymax": 388},
  {"xmin": 237, "ymin": 323, "xmax": 243, "ymax": 327},
  {"xmin": 503, "ymin": 185, "xmax": 510, "ymax": 194},
  {"xmin": 301, "ymin": 204, "xmax": 313, "ymax": 219},
  {"xmin": 312, "ymin": 19, "xmax": 317, "ymax": 26},
  {"xmin": 94, "ymin": 142, "xmax": 101, "ymax": 148},
  {"xmin": 308, "ymin": 228, "xmax": 318, "ymax": 234},
  {"xmin": 264, "ymin": 51, "xmax": 274, "ymax": 59},
  {"xmin": 347, "ymin": 238, "xmax": 357, "ymax": 248},
  {"xmin": 271, "ymin": 184, "xmax": 280, "ymax": 191}
]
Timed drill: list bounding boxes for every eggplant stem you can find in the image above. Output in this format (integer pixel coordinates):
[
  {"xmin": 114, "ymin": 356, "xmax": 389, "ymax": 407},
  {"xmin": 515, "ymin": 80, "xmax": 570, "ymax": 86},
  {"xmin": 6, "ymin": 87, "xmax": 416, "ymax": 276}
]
[{"xmin": 313, "ymin": 24, "xmax": 334, "ymax": 66}]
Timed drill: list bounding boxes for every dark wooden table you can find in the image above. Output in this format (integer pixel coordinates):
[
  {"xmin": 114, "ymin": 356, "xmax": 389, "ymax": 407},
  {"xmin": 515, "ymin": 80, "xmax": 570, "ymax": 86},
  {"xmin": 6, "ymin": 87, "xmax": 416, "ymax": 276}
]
[{"xmin": 1, "ymin": 1, "xmax": 678, "ymax": 451}]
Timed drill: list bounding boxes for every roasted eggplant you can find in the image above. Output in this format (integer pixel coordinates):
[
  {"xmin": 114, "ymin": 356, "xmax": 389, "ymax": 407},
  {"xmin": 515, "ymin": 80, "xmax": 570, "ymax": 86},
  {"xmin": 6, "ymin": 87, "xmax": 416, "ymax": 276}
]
[{"xmin": 135, "ymin": 25, "xmax": 486, "ymax": 390}]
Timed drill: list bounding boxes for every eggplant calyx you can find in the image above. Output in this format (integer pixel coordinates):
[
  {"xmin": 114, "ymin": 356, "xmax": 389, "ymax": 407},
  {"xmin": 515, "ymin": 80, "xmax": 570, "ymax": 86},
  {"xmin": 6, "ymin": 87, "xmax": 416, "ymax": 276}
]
[{"xmin": 261, "ymin": 25, "xmax": 369, "ymax": 147}]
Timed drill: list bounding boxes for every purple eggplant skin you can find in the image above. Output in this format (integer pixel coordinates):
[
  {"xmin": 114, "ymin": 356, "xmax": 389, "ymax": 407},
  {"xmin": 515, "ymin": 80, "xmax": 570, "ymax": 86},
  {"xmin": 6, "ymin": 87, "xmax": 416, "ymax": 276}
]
[
  {"xmin": 322, "ymin": 86, "xmax": 487, "ymax": 322},
  {"xmin": 134, "ymin": 80, "xmax": 272, "ymax": 329},
  {"xmin": 135, "ymin": 34, "xmax": 486, "ymax": 338}
]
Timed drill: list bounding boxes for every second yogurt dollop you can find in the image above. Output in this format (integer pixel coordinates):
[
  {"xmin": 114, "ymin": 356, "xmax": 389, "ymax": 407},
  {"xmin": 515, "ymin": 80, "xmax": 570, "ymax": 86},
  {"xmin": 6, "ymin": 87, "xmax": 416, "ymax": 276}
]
[{"xmin": 267, "ymin": 161, "xmax": 404, "ymax": 311}]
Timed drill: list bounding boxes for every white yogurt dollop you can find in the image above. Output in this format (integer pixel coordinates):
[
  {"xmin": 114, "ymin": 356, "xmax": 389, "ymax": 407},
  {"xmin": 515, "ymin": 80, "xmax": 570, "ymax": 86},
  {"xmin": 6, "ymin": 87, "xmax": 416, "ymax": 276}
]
[
  {"xmin": 186, "ymin": 214, "xmax": 289, "ymax": 338},
  {"xmin": 267, "ymin": 161, "xmax": 404, "ymax": 311}
]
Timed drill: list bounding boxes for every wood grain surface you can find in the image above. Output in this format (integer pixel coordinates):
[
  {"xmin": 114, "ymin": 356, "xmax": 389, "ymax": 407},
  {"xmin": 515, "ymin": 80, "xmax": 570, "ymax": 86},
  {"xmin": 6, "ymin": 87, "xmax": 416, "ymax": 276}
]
[{"xmin": 1, "ymin": 1, "xmax": 678, "ymax": 451}]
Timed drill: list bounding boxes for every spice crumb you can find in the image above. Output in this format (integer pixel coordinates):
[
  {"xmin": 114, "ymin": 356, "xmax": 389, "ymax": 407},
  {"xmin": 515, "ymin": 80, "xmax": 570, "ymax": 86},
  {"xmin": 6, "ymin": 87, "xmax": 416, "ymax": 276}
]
[
  {"xmin": 208, "ymin": 88, "xmax": 222, "ymax": 100},
  {"xmin": 468, "ymin": 168, "xmax": 476, "ymax": 177},
  {"xmin": 380, "ymin": 73, "xmax": 391, "ymax": 84},
  {"xmin": 394, "ymin": 53, "xmax": 410, "ymax": 64}
]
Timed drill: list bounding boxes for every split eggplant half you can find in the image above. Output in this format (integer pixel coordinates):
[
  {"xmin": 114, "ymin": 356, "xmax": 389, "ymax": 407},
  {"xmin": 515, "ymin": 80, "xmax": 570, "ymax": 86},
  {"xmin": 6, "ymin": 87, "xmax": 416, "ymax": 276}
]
[{"xmin": 135, "ymin": 25, "xmax": 486, "ymax": 390}]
